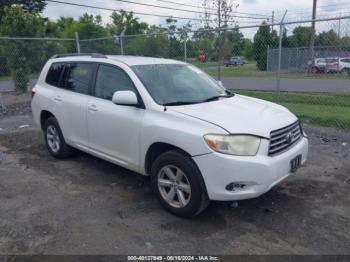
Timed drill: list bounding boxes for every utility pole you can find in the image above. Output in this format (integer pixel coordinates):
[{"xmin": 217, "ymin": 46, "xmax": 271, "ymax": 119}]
[
  {"xmin": 276, "ymin": 10, "xmax": 288, "ymax": 103},
  {"xmin": 272, "ymin": 11, "xmax": 275, "ymax": 31},
  {"xmin": 309, "ymin": 0, "xmax": 317, "ymax": 68},
  {"xmin": 217, "ymin": 0, "xmax": 221, "ymax": 80},
  {"xmin": 338, "ymin": 12, "xmax": 342, "ymax": 37}
]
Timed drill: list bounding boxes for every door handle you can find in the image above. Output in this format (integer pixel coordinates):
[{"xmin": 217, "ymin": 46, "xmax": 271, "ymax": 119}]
[
  {"xmin": 88, "ymin": 105, "xmax": 98, "ymax": 112},
  {"xmin": 54, "ymin": 96, "xmax": 62, "ymax": 102}
]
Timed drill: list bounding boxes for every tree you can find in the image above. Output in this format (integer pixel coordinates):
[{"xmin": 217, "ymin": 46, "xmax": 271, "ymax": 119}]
[
  {"xmin": 253, "ymin": 22, "xmax": 277, "ymax": 70},
  {"xmin": 202, "ymin": 0, "xmax": 238, "ymax": 28},
  {"xmin": 109, "ymin": 10, "xmax": 148, "ymax": 36},
  {"xmin": 165, "ymin": 17, "xmax": 181, "ymax": 58},
  {"xmin": 0, "ymin": 5, "xmax": 46, "ymax": 92},
  {"xmin": 288, "ymin": 26, "xmax": 312, "ymax": 47},
  {"xmin": 242, "ymin": 38, "xmax": 254, "ymax": 61},
  {"xmin": 227, "ymin": 26, "xmax": 244, "ymax": 56},
  {"xmin": 202, "ymin": 0, "xmax": 239, "ymax": 72},
  {"xmin": 0, "ymin": 0, "xmax": 46, "ymax": 21},
  {"xmin": 315, "ymin": 30, "xmax": 340, "ymax": 46}
]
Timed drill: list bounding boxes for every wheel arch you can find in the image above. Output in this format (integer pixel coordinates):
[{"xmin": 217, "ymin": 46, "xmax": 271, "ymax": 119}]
[
  {"xmin": 144, "ymin": 142, "xmax": 193, "ymax": 175},
  {"xmin": 40, "ymin": 110, "xmax": 55, "ymax": 130}
]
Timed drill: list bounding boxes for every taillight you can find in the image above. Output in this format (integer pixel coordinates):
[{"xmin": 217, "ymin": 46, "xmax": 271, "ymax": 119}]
[{"xmin": 31, "ymin": 90, "xmax": 36, "ymax": 98}]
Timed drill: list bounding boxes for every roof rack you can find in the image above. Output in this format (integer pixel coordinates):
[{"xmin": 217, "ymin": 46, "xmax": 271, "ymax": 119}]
[{"xmin": 50, "ymin": 53, "xmax": 107, "ymax": 59}]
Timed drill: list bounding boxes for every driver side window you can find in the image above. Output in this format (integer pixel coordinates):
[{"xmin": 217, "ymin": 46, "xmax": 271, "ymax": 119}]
[{"xmin": 94, "ymin": 65, "xmax": 135, "ymax": 100}]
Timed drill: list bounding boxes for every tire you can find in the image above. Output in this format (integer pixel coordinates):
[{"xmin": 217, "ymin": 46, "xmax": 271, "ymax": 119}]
[
  {"xmin": 341, "ymin": 68, "xmax": 350, "ymax": 75},
  {"xmin": 43, "ymin": 117, "xmax": 75, "ymax": 159},
  {"xmin": 151, "ymin": 150, "xmax": 210, "ymax": 217}
]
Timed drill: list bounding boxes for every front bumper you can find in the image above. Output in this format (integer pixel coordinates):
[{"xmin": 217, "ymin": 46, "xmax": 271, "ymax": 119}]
[{"xmin": 193, "ymin": 137, "xmax": 308, "ymax": 201}]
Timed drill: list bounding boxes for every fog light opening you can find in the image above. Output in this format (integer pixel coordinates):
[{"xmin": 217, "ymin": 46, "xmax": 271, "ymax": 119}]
[{"xmin": 226, "ymin": 182, "xmax": 246, "ymax": 192}]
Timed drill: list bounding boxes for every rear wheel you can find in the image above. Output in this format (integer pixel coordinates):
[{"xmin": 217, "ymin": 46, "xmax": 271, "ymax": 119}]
[
  {"xmin": 151, "ymin": 150, "xmax": 210, "ymax": 217},
  {"xmin": 43, "ymin": 117, "xmax": 75, "ymax": 158}
]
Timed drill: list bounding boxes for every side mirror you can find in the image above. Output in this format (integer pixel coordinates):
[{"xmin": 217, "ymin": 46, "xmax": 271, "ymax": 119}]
[{"xmin": 112, "ymin": 90, "xmax": 138, "ymax": 106}]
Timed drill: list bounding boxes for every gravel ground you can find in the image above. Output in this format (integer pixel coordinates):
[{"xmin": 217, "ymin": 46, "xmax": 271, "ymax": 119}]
[{"xmin": 0, "ymin": 93, "xmax": 349, "ymax": 255}]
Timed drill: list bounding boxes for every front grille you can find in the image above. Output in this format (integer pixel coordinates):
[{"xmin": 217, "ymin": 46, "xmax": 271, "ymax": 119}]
[{"xmin": 268, "ymin": 121, "xmax": 302, "ymax": 156}]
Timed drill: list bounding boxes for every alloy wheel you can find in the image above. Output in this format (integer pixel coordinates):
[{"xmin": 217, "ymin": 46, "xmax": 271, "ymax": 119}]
[
  {"xmin": 157, "ymin": 165, "xmax": 191, "ymax": 208},
  {"xmin": 46, "ymin": 125, "xmax": 60, "ymax": 153}
]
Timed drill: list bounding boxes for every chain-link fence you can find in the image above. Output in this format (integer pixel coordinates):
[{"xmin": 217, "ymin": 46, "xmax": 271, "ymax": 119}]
[{"xmin": 1, "ymin": 16, "xmax": 350, "ymax": 128}]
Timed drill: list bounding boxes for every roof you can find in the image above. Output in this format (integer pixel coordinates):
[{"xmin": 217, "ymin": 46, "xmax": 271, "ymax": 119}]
[
  {"xmin": 50, "ymin": 54, "xmax": 185, "ymax": 66},
  {"xmin": 107, "ymin": 55, "xmax": 185, "ymax": 66}
]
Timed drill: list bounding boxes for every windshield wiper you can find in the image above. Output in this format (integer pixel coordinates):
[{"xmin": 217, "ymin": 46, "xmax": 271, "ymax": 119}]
[
  {"xmin": 202, "ymin": 94, "xmax": 234, "ymax": 102},
  {"xmin": 163, "ymin": 101, "xmax": 199, "ymax": 106}
]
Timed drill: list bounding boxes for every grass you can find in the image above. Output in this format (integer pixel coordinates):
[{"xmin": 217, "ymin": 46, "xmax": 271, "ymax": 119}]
[
  {"xmin": 0, "ymin": 75, "xmax": 12, "ymax": 81},
  {"xmin": 233, "ymin": 90, "xmax": 350, "ymax": 129},
  {"xmin": 189, "ymin": 61, "xmax": 350, "ymax": 79}
]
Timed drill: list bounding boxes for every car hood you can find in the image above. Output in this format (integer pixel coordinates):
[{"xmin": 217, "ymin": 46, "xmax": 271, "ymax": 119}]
[{"xmin": 169, "ymin": 94, "xmax": 297, "ymax": 138}]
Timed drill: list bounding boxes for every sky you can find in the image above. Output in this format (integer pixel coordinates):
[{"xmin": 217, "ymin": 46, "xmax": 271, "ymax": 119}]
[{"xmin": 42, "ymin": 0, "xmax": 349, "ymax": 38}]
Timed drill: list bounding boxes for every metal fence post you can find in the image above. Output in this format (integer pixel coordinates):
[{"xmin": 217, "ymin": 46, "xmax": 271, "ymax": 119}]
[
  {"xmin": 266, "ymin": 45, "xmax": 270, "ymax": 71},
  {"xmin": 184, "ymin": 34, "xmax": 187, "ymax": 62},
  {"xmin": 75, "ymin": 32, "xmax": 80, "ymax": 54},
  {"xmin": 120, "ymin": 36, "xmax": 124, "ymax": 55},
  {"xmin": 0, "ymin": 95, "xmax": 6, "ymax": 114},
  {"xmin": 276, "ymin": 11, "xmax": 288, "ymax": 103},
  {"xmin": 296, "ymin": 47, "xmax": 299, "ymax": 70}
]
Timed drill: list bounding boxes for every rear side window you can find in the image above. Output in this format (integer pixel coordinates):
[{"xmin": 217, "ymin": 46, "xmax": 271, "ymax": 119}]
[
  {"xmin": 46, "ymin": 63, "xmax": 64, "ymax": 87},
  {"xmin": 61, "ymin": 63, "xmax": 94, "ymax": 95}
]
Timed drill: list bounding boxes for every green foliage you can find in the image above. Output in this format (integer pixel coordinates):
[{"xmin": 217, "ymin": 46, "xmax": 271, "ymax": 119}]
[
  {"xmin": 287, "ymin": 26, "xmax": 312, "ymax": 47},
  {"xmin": 227, "ymin": 27, "xmax": 244, "ymax": 56},
  {"xmin": 253, "ymin": 23, "xmax": 277, "ymax": 71},
  {"xmin": 280, "ymin": 26, "xmax": 347, "ymax": 49},
  {"xmin": 0, "ymin": 0, "xmax": 46, "ymax": 21},
  {"xmin": 242, "ymin": 39, "xmax": 254, "ymax": 61},
  {"xmin": 12, "ymin": 68, "xmax": 29, "ymax": 93},
  {"xmin": 316, "ymin": 30, "xmax": 339, "ymax": 46},
  {"xmin": 109, "ymin": 11, "xmax": 148, "ymax": 36},
  {"xmin": 0, "ymin": 5, "xmax": 46, "ymax": 92}
]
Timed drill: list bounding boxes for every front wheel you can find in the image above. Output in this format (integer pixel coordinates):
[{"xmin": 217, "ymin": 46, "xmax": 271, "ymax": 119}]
[
  {"xmin": 341, "ymin": 68, "xmax": 350, "ymax": 75},
  {"xmin": 151, "ymin": 150, "xmax": 210, "ymax": 217}
]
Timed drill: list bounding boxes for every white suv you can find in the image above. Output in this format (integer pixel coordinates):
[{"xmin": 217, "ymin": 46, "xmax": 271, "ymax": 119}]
[
  {"xmin": 31, "ymin": 54, "xmax": 308, "ymax": 217},
  {"xmin": 339, "ymin": 57, "xmax": 350, "ymax": 74}
]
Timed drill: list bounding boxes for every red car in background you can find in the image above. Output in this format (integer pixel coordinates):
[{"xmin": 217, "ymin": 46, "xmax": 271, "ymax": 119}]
[{"xmin": 198, "ymin": 52, "xmax": 206, "ymax": 62}]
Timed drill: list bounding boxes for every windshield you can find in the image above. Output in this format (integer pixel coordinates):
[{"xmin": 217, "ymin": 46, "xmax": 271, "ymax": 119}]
[{"xmin": 132, "ymin": 64, "xmax": 228, "ymax": 105}]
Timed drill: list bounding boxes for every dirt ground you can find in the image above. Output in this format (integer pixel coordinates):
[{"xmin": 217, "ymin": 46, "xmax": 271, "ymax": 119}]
[{"xmin": 0, "ymin": 93, "xmax": 349, "ymax": 255}]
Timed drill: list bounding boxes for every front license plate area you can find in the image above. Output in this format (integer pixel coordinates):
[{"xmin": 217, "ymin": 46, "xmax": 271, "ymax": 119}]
[{"xmin": 290, "ymin": 154, "xmax": 302, "ymax": 173}]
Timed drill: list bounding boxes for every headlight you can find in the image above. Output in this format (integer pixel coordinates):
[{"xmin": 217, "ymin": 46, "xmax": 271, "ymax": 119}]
[{"xmin": 204, "ymin": 134, "xmax": 261, "ymax": 156}]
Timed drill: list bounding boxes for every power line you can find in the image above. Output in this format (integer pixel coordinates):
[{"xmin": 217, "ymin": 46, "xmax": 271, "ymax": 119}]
[
  {"xmin": 150, "ymin": 0, "xmax": 269, "ymax": 17},
  {"xmin": 46, "ymin": 0, "xmax": 210, "ymax": 21},
  {"xmin": 111, "ymin": 0, "xmax": 267, "ymax": 20},
  {"xmin": 142, "ymin": 0, "xmax": 208, "ymax": 10},
  {"xmin": 273, "ymin": 1, "xmax": 350, "ymax": 15},
  {"xmin": 237, "ymin": 1, "xmax": 350, "ymax": 18},
  {"xmin": 46, "ymin": 0, "xmax": 269, "ymax": 26}
]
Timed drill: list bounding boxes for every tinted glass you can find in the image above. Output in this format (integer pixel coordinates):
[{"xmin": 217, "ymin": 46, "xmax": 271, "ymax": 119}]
[
  {"xmin": 95, "ymin": 65, "xmax": 135, "ymax": 100},
  {"xmin": 46, "ymin": 63, "xmax": 64, "ymax": 87},
  {"xmin": 132, "ymin": 64, "xmax": 226, "ymax": 105},
  {"xmin": 61, "ymin": 63, "xmax": 94, "ymax": 95},
  {"xmin": 326, "ymin": 58, "xmax": 337, "ymax": 63}
]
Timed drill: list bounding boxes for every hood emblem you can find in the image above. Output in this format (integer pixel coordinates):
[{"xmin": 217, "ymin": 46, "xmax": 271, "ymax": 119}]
[{"xmin": 285, "ymin": 132, "xmax": 294, "ymax": 144}]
